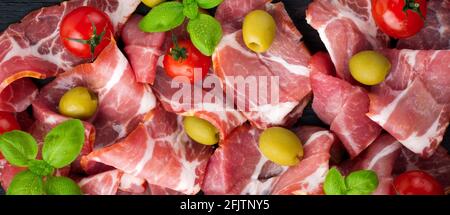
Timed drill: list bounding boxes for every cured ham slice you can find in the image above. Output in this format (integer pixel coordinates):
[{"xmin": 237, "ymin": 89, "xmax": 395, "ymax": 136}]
[
  {"xmin": 83, "ymin": 105, "xmax": 214, "ymax": 195},
  {"xmin": 339, "ymin": 134, "xmax": 401, "ymax": 195},
  {"xmin": 79, "ymin": 169, "xmax": 122, "ymax": 195},
  {"xmin": 152, "ymin": 70, "xmax": 247, "ymax": 140},
  {"xmin": 119, "ymin": 173, "xmax": 147, "ymax": 194},
  {"xmin": 310, "ymin": 52, "xmax": 381, "ymax": 158},
  {"xmin": 271, "ymin": 126, "xmax": 337, "ymax": 195},
  {"xmin": 202, "ymin": 124, "xmax": 286, "ymax": 195},
  {"xmin": 122, "ymin": 15, "xmax": 166, "ymax": 84},
  {"xmin": 0, "ymin": 0, "xmax": 141, "ymax": 112},
  {"xmin": 394, "ymin": 146, "xmax": 450, "ymax": 193},
  {"xmin": 397, "ymin": 0, "xmax": 450, "ymax": 50},
  {"xmin": 32, "ymin": 41, "xmax": 156, "ymax": 151},
  {"xmin": 367, "ymin": 49, "xmax": 450, "ymax": 158},
  {"xmin": 306, "ymin": 0, "xmax": 389, "ymax": 82},
  {"xmin": 0, "ymin": 79, "xmax": 38, "ymax": 112},
  {"xmin": 213, "ymin": 0, "xmax": 312, "ymax": 129}
]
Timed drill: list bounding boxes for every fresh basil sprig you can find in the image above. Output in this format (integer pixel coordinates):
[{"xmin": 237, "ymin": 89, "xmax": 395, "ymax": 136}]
[
  {"xmin": 139, "ymin": 0, "xmax": 224, "ymax": 56},
  {"xmin": 323, "ymin": 167, "xmax": 379, "ymax": 195},
  {"xmin": 0, "ymin": 119, "xmax": 85, "ymax": 195}
]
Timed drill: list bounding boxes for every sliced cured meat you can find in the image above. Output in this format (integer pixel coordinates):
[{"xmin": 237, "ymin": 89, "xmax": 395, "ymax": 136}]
[
  {"xmin": 202, "ymin": 124, "xmax": 286, "ymax": 195},
  {"xmin": 394, "ymin": 146, "xmax": 450, "ymax": 192},
  {"xmin": 0, "ymin": 79, "xmax": 38, "ymax": 112},
  {"xmin": 83, "ymin": 105, "xmax": 213, "ymax": 195},
  {"xmin": 367, "ymin": 49, "xmax": 450, "ymax": 158},
  {"xmin": 79, "ymin": 169, "xmax": 122, "ymax": 195},
  {"xmin": 32, "ymin": 41, "xmax": 156, "ymax": 150},
  {"xmin": 152, "ymin": 69, "xmax": 247, "ymax": 140},
  {"xmin": 122, "ymin": 15, "xmax": 166, "ymax": 84},
  {"xmin": 310, "ymin": 52, "xmax": 381, "ymax": 158},
  {"xmin": 306, "ymin": 0, "xmax": 389, "ymax": 81},
  {"xmin": 271, "ymin": 126, "xmax": 337, "ymax": 195},
  {"xmin": 397, "ymin": 0, "xmax": 450, "ymax": 50},
  {"xmin": 339, "ymin": 134, "xmax": 401, "ymax": 195},
  {"xmin": 119, "ymin": 173, "xmax": 147, "ymax": 194},
  {"xmin": 148, "ymin": 184, "xmax": 185, "ymax": 195},
  {"xmin": 0, "ymin": 0, "xmax": 141, "ymax": 112},
  {"xmin": 213, "ymin": 0, "xmax": 312, "ymax": 129}
]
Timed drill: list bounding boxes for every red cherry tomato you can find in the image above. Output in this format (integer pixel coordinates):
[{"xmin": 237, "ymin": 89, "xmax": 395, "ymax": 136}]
[
  {"xmin": 372, "ymin": 0, "xmax": 427, "ymax": 39},
  {"xmin": 163, "ymin": 38, "xmax": 211, "ymax": 84},
  {"xmin": 60, "ymin": 6, "xmax": 114, "ymax": 58},
  {"xmin": 393, "ymin": 170, "xmax": 445, "ymax": 195},
  {"xmin": 0, "ymin": 112, "xmax": 20, "ymax": 135}
]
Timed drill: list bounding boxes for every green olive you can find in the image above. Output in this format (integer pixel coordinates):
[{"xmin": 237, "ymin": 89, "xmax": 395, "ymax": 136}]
[
  {"xmin": 183, "ymin": 116, "xmax": 219, "ymax": 145},
  {"xmin": 259, "ymin": 127, "xmax": 303, "ymax": 166},
  {"xmin": 242, "ymin": 10, "xmax": 277, "ymax": 53},
  {"xmin": 141, "ymin": 0, "xmax": 166, "ymax": 8},
  {"xmin": 59, "ymin": 87, "xmax": 98, "ymax": 120},
  {"xmin": 349, "ymin": 50, "xmax": 391, "ymax": 85}
]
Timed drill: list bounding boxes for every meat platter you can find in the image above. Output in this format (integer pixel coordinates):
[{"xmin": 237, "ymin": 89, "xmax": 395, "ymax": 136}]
[{"xmin": 0, "ymin": 0, "xmax": 449, "ymax": 195}]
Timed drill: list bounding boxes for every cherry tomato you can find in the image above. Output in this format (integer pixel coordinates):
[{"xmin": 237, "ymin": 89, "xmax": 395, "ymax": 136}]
[
  {"xmin": 163, "ymin": 37, "xmax": 211, "ymax": 83},
  {"xmin": 393, "ymin": 170, "xmax": 444, "ymax": 195},
  {"xmin": 0, "ymin": 112, "xmax": 20, "ymax": 135},
  {"xmin": 372, "ymin": 0, "xmax": 427, "ymax": 39},
  {"xmin": 60, "ymin": 6, "xmax": 114, "ymax": 58}
]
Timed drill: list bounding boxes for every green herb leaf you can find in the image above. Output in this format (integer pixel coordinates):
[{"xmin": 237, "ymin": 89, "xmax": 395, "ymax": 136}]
[
  {"xmin": 27, "ymin": 159, "xmax": 55, "ymax": 176},
  {"xmin": 139, "ymin": 1, "xmax": 185, "ymax": 32},
  {"xmin": 196, "ymin": 0, "xmax": 223, "ymax": 9},
  {"xmin": 7, "ymin": 170, "xmax": 45, "ymax": 195},
  {"xmin": 183, "ymin": 0, "xmax": 199, "ymax": 19},
  {"xmin": 345, "ymin": 170, "xmax": 379, "ymax": 195},
  {"xmin": 0, "ymin": 130, "xmax": 38, "ymax": 167},
  {"xmin": 42, "ymin": 119, "xmax": 85, "ymax": 168},
  {"xmin": 45, "ymin": 176, "xmax": 83, "ymax": 195},
  {"xmin": 323, "ymin": 167, "xmax": 347, "ymax": 195},
  {"xmin": 187, "ymin": 14, "xmax": 223, "ymax": 56}
]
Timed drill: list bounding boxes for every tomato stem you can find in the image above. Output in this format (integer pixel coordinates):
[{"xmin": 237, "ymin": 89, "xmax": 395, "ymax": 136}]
[
  {"xmin": 403, "ymin": 0, "xmax": 425, "ymax": 20},
  {"xmin": 169, "ymin": 33, "xmax": 187, "ymax": 62}
]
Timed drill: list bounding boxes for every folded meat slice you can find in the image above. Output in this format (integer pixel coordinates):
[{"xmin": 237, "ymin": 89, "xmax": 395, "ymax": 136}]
[
  {"xmin": 122, "ymin": 15, "xmax": 166, "ymax": 84},
  {"xmin": 202, "ymin": 124, "xmax": 286, "ymax": 195},
  {"xmin": 83, "ymin": 105, "xmax": 214, "ymax": 195},
  {"xmin": 367, "ymin": 49, "xmax": 450, "ymax": 158},
  {"xmin": 79, "ymin": 169, "xmax": 123, "ymax": 195},
  {"xmin": 213, "ymin": 0, "xmax": 312, "ymax": 129},
  {"xmin": 0, "ymin": 79, "xmax": 38, "ymax": 112},
  {"xmin": 394, "ymin": 146, "xmax": 450, "ymax": 193},
  {"xmin": 0, "ymin": 0, "xmax": 141, "ymax": 112},
  {"xmin": 152, "ymin": 69, "xmax": 247, "ymax": 140},
  {"xmin": 397, "ymin": 0, "xmax": 450, "ymax": 50},
  {"xmin": 306, "ymin": 0, "xmax": 389, "ymax": 82},
  {"xmin": 310, "ymin": 52, "xmax": 381, "ymax": 158},
  {"xmin": 338, "ymin": 134, "xmax": 401, "ymax": 195},
  {"xmin": 32, "ymin": 41, "xmax": 156, "ymax": 151},
  {"xmin": 118, "ymin": 173, "xmax": 147, "ymax": 194},
  {"xmin": 271, "ymin": 126, "xmax": 337, "ymax": 195}
]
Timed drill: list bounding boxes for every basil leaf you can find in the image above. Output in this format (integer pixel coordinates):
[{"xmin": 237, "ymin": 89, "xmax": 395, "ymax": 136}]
[
  {"xmin": 0, "ymin": 130, "xmax": 38, "ymax": 167},
  {"xmin": 323, "ymin": 167, "xmax": 347, "ymax": 195},
  {"xmin": 183, "ymin": 0, "xmax": 199, "ymax": 19},
  {"xmin": 42, "ymin": 119, "xmax": 85, "ymax": 168},
  {"xmin": 27, "ymin": 159, "xmax": 55, "ymax": 176},
  {"xmin": 345, "ymin": 170, "xmax": 379, "ymax": 195},
  {"xmin": 139, "ymin": 1, "xmax": 185, "ymax": 32},
  {"xmin": 187, "ymin": 14, "xmax": 223, "ymax": 56},
  {"xmin": 45, "ymin": 176, "xmax": 83, "ymax": 195},
  {"xmin": 196, "ymin": 0, "xmax": 223, "ymax": 9},
  {"xmin": 7, "ymin": 170, "xmax": 45, "ymax": 195}
]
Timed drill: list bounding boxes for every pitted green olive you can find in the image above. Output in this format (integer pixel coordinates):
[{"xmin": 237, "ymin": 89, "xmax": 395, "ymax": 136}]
[
  {"xmin": 183, "ymin": 116, "xmax": 219, "ymax": 145},
  {"xmin": 349, "ymin": 50, "xmax": 391, "ymax": 85},
  {"xmin": 59, "ymin": 87, "xmax": 98, "ymax": 120},
  {"xmin": 259, "ymin": 127, "xmax": 303, "ymax": 166},
  {"xmin": 242, "ymin": 10, "xmax": 276, "ymax": 53}
]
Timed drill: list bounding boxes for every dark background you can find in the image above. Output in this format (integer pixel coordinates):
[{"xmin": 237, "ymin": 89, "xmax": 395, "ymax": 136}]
[{"xmin": 0, "ymin": 0, "xmax": 448, "ymax": 195}]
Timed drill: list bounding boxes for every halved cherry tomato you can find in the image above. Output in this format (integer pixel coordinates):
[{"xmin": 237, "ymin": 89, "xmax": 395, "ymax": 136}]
[
  {"xmin": 393, "ymin": 170, "xmax": 444, "ymax": 195},
  {"xmin": 60, "ymin": 6, "xmax": 114, "ymax": 58},
  {"xmin": 372, "ymin": 0, "xmax": 427, "ymax": 39},
  {"xmin": 0, "ymin": 112, "xmax": 20, "ymax": 135},
  {"xmin": 163, "ymin": 36, "xmax": 211, "ymax": 83}
]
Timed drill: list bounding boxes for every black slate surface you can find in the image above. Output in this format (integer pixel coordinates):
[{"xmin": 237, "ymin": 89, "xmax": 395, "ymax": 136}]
[{"xmin": 0, "ymin": 0, "xmax": 448, "ymax": 195}]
